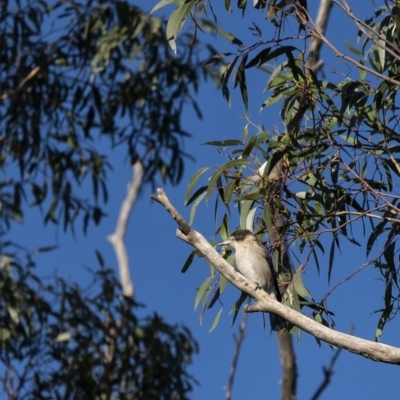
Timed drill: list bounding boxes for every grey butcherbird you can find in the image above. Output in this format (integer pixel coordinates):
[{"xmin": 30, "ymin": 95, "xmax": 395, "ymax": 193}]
[{"xmin": 219, "ymin": 229, "xmax": 286, "ymax": 331}]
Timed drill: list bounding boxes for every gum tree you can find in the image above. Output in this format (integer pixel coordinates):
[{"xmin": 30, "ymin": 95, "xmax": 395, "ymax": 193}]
[{"xmin": 153, "ymin": 0, "xmax": 400, "ymax": 363}]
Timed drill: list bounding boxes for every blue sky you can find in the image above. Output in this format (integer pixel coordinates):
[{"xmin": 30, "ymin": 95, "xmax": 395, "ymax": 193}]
[{"xmin": 6, "ymin": 1, "xmax": 400, "ymax": 399}]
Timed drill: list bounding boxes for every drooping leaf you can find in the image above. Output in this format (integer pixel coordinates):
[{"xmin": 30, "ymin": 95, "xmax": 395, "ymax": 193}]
[
  {"xmin": 185, "ymin": 167, "xmax": 210, "ymax": 205},
  {"xmin": 166, "ymin": 0, "xmax": 195, "ymax": 53},
  {"xmin": 230, "ymin": 291, "xmax": 248, "ymax": 326},
  {"xmin": 293, "ymin": 266, "xmax": 312, "ymax": 299},
  {"xmin": 234, "ymin": 55, "xmax": 249, "ymax": 110},
  {"xmin": 209, "ymin": 308, "xmax": 223, "ymax": 332},
  {"xmin": 195, "ymin": 275, "xmax": 214, "ymax": 311}
]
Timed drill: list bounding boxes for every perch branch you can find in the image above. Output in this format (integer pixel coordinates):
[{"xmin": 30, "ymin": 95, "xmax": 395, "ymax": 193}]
[{"xmin": 151, "ymin": 188, "xmax": 400, "ymax": 365}]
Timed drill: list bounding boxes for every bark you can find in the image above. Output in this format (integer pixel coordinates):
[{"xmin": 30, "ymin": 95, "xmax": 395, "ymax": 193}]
[{"xmin": 108, "ymin": 160, "xmax": 143, "ymax": 297}]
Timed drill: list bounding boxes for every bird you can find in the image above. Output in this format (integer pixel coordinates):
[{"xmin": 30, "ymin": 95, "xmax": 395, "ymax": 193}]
[{"xmin": 219, "ymin": 229, "xmax": 286, "ymax": 331}]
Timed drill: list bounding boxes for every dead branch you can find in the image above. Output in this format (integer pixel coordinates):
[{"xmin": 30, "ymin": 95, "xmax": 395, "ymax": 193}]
[
  {"xmin": 108, "ymin": 160, "xmax": 143, "ymax": 297},
  {"xmin": 224, "ymin": 312, "xmax": 248, "ymax": 400},
  {"xmin": 310, "ymin": 326, "xmax": 353, "ymax": 400}
]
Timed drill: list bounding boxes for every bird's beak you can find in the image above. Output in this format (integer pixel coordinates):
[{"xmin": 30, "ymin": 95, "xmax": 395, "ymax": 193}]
[{"xmin": 218, "ymin": 239, "xmax": 232, "ymax": 246}]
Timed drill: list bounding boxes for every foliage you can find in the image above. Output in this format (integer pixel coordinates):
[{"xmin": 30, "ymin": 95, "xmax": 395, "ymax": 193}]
[
  {"xmin": 156, "ymin": 0, "xmax": 400, "ymax": 339},
  {"xmin": 0, "ymin": 250, "xmax": 198, "ymax": 399},
  {"xmin": 0, "ymin": 1, "xmax": 220, "ymax": 397},
  {"xmin": 0, "ymin": 0, "xmax": 219, "ymax": 234}
]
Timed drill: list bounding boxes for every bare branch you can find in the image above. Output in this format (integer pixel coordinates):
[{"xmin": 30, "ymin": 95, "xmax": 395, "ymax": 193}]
[
  {"xmin": 224, "ymin": 312, "xmax": 248, "ymax": 400},
  {"xmin": 152, "ymin": 188, "xmax": 400, "ymax": 365},
  {"xmin": 310, "ymin": 327, "xmax": 353, "ymax": 400},
  {"xmin": 305, "ymin": 0, "xmax": 333, "ymax": 72},
  {"xmin": 108, "ymin": 161, "xmax": 143, "ymax": 297}
]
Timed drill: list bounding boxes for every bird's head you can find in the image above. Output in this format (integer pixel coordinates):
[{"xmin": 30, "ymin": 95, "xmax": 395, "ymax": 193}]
[{"xmin": 218, "ymin": 229, "xmax": 256, "ymax": 249}]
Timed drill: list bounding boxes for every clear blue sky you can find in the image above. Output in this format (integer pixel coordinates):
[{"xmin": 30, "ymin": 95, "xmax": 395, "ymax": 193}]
[{"xmin": 8, "ymin": 1, "xmax": 400, "ymax": 399}]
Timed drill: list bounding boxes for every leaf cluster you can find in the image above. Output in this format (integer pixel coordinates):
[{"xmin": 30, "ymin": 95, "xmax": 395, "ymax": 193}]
[
  {"xmin": 0, "ymin": 1, "xmax": 219, "ymax": 234},
  {"xmin": 158, "ymin": 0, "xmax": 400, "ymax": 337},
  {"xmin": 0, "ymin": 249, "xmax": 198, "ymax": 399}
]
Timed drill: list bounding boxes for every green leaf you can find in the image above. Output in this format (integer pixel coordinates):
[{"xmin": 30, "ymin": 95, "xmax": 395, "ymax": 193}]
[
  {"xmin": 34, "ymin": 245, "xmax": 58, "ymax": 254},
  {"xmin": 230, "ymin": 291, "xmax": 248, "ymax": 326},
  {"xmin": 312, "ymin": 247, "xmax": 321, "ymax": 274},
  {"xmin": 263, "ymin": 204, "xmax": 273, "ymax": 235},
  {"xmin": 166, "ymin": 0, "xmax": 195, "ymax": 54},
  {"xmin": 203, "ymin": 52, "xmax": 235, "ymax": 66},
  {"xmin": 199, "ymin": 285, "xmax": 213, "ymax": 325},
  {"xmin": 240, "ymin": 199, "xmax": 254, "ymax": 229},
  {"xmin": 261, "ymin": 92, "xmax": 283, "ymax": 109},
  {"xmin": 189, "ymin": 189, "xmax": 207, "ymax": 225},
  {"xmin": 224, "ymin": 179, "xmax": 238, "ymax": 205},
  {"xmin": 289, "ymin": 284, "xmax": 302, "ymax": 313},
  {"xmin": 150, "ymin": 0, "xmax": 183, "ymax": 14},
  {"xmin": 219, "ymin": 213, "xmax": 230, "ymax": 238},
  {"xmin": 185, "ymin": 167, "xmax": 210, "ymax": 205},
  {"xmin": 383, "ymin": 234, "xmax": 396, "ymax": 273},
  {"xmin": 207, "ymin": 158, "xmax": 249, "ymax": 202},
  {"xmin": 234, "ymin": 55, "xmax": 249, "ymax": 110},
  {"xmin": 328, "ymin": 239, "xmax": 335, "ymax": 284},
  {"xmin": 293, "ymin": 266, "xmax": 312, "ymax": 298},
  {"xmin": 208, "ymin": 288, "xmax": 221, "ymax": 309},
  {"xmin": 220, "ymin": 272, "xmax": 229, "ymax": 293},
  {"xmin": 209, "ymin": 308, "xmax": 223, "ymax": 332},
  {"xmin": 203, "ymin": 140, "xmax": 243, "ymax": 146},
  {"xmin": 375, "ymin": 283, "xmax": 392, "ymax": 342},
  {"xmin": 344, "ymin": 39, "xmax": 362, "ymax": 55},
  {"xmin": 206, "ymin": 169, "xmax": 223, "ymax": 202},
  {"xmin": 245, "ymin": 207, "xmax": 257, "ymax": 231},
  {"xmin": 182, "ymin": 250, "xmax": 202, "ymax": 273},
  {"xmin": 245, "ymin": 47, "xmax": 271, "ymax": 68},
  {"xmin": 366, "ymin": 219, "xmax": 388, "ymax": 257},
  {"xmin": 186, "ymin": 185, "xmax": 207, "ymax": 207},
  {"xmin": 221, "ymin": 56, "xmax": 240, "ymax": 105},
  {"xmin": 215, "ymin": 27, "xmax": 244, "ymax": 45},
  {"xmin": 265, "ymin": 149, "xmax": 286, "ymax": 178},
  {"xmin": 95, "ymin": 250, "xmax": 105, "ymax": 267},
  {"xmin": 195, "ymin": 275, "xmax": 214, "ymax": 311}
]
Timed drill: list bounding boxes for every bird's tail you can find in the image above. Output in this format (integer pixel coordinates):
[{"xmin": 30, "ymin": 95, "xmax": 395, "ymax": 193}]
[{"xmin": 269, "ymin": 313, "xmax": 286, "ymax": 331}]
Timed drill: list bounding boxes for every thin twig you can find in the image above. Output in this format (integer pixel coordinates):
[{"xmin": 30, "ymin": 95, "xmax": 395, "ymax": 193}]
[
  {"xmin": 224, "ymin": 312, "xmax": 248, "ymax": 400},
  {"xmin": 336, "ymin": 0, "xmax": 400, "ymax": 61},
  {"xmin": 310, "ymin": 326, "xmax": 354, "ymax": 400}
]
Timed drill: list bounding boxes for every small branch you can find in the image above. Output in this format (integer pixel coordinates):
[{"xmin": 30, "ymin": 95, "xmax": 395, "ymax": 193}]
[
  {"xmin": 305, "ymin": 12, "xmax": 400, "ymax": 86},
  {"xmin": 337, "ymin": 0, "xmax": 400, "ymax": 61},
  {"xmin": 152, "ymin": 188, "xmax": 400, "ymax": 365},
  {"xmin": 224, "ymin": 312, "xmax": 248, "ymax": 400},
  {"xmin": 310, "ymin": 327, "xmax": 353, "ymax": 400},
  {"xmin": 108, "ymin": 161, "xmax": 143, "ymax": 297},
  {"xmin": 151, "ymin": 188, "xmax": 191, "ymax": 235}
]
